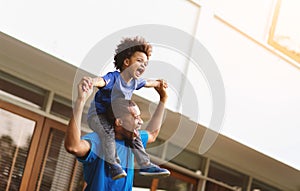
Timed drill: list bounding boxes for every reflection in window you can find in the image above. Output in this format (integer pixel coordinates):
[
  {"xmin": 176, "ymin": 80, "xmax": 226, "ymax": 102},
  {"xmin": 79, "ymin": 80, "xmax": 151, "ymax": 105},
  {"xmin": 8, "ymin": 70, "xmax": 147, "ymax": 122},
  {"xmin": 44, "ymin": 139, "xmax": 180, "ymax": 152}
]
[
  {"xmin": 0, "ymin": 109, "xmax": 35, "ymax": 191},
  {"xmin": 268, "ymin": 0, "xmax": 300, "ymax": 62}
]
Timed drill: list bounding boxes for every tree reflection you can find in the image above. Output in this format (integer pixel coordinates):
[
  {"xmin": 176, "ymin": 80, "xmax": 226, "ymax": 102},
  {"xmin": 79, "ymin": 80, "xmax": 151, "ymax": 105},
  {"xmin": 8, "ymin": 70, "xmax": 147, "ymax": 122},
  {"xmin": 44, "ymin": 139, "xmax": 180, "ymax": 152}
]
[
  {"xmin": 0, "ymin": 135, "xmax": 30, "ymax": 191},
  {"xmin": 0, "ymin": 135, "xmax": 15, "ymax": 190}
]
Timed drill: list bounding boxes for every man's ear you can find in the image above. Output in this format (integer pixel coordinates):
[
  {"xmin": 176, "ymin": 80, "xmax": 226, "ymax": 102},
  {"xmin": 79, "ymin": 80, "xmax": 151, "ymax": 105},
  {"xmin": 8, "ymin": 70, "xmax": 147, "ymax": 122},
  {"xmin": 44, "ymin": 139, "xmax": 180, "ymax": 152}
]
[{"xmin": 115, "ymin": 118, "xmax": 123, "ymax": 126}]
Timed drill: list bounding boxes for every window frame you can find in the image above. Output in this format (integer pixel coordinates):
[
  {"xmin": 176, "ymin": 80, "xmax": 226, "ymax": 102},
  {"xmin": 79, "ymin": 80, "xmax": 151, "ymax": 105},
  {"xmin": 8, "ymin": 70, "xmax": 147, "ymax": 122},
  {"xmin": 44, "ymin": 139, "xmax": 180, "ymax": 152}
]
[{"xmin": 268, "ymin": 0, "xmax": 300, "ymax": 63}]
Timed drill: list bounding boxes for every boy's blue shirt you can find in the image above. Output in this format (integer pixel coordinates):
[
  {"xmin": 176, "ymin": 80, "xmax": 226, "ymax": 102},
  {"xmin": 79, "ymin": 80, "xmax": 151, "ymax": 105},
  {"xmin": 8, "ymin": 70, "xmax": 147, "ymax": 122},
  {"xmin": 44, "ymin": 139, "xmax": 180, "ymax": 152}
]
[
  {"xmin": 87, "ymin": 71, "xmax": 146, "ymax": 119},
  {"xmin": 78, "ymin": 130, "xmax": 149, "ymax": 191}
]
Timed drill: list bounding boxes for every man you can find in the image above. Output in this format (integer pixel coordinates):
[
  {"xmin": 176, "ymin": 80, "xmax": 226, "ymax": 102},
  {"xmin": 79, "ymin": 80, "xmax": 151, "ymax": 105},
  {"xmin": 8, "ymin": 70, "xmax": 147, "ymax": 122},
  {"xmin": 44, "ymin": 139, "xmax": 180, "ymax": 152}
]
[{"xmin": 64, "ymin": 78, "xmax": 169, "ymax": 191}]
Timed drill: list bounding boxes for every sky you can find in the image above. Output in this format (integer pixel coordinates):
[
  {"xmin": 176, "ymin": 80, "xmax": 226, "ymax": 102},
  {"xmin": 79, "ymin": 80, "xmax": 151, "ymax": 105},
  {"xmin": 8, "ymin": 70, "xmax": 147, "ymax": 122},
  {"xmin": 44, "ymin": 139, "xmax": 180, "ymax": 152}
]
[{"xmin": 1, "ymin": 0, "xmax": 300, "ymax": 171}]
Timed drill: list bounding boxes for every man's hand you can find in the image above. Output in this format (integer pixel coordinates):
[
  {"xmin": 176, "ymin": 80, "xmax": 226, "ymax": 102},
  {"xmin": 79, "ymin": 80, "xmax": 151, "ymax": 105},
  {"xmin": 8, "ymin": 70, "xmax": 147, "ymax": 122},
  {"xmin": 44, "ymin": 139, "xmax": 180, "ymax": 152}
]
[
  {"xmin": 155, "ymin": 79, "xmax": 168, "ymax": 103},
  {"xmin": 78, "ymin": 77, "xmax": 93, "ymax": 102}
]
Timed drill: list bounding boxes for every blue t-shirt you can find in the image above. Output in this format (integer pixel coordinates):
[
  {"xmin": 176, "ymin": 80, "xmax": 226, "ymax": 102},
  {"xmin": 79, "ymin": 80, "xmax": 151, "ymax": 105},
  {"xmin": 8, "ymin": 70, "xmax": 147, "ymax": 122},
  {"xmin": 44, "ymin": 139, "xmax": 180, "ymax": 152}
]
[
  {"xmin": 78, "ymin": 130, "xmax": 149, "ymax": 191},
  {"xmin": 87, "ymin": 71, "xmax": 146, "ymax": 119}
]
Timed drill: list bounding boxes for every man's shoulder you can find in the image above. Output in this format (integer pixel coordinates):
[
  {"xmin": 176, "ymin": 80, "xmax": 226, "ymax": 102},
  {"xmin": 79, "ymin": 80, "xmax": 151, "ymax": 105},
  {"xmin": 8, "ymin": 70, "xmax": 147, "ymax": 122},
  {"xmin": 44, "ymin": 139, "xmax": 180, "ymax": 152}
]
[
  {"xmin": 139, "ymin": 130, "xmax": 149, "ymax": 147},
  {"xmin": 82, "ymin": 132, "xmax": 127, "ymax": 145},
  {"xmin": 82, "ymin": 132, "xmax": 100, "ymax": 144}
]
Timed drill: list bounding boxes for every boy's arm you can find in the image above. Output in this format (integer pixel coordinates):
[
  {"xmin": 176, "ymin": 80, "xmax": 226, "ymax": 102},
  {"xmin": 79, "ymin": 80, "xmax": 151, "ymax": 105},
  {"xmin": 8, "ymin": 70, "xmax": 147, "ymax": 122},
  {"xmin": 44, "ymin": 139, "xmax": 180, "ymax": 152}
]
[
  {"xmin": 92, "ymin": 77, "xmax": 106, "ymax": 88},
  {"xmin": 145, "ymin": 80, "xmax": 168, "ymax": 143},
  {"xmin": 64, "ymin": 78, "xmax": 93, "ymax": 157},
  {"xmin": 81, "ymin": 76, "xmax": 106, "ymax": 93},
  {"xmin": 81, "ymin": 76, "xmax": 106, "ymax": 92},
  {"xmin": 144, "ymin": 79, "xmax": 161, "ymax": 88}
]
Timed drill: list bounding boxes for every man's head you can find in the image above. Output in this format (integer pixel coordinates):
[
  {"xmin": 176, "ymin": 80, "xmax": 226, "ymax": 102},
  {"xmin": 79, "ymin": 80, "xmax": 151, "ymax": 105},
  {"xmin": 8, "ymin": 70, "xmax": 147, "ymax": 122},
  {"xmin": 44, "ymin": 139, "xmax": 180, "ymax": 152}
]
[
  {"xmin": 107, "ymin": 98, "xmax": 144, "ymax": 140},
  {"xmin": 113, "ymin": 36, "xmax": 152, "ymax": 79}
]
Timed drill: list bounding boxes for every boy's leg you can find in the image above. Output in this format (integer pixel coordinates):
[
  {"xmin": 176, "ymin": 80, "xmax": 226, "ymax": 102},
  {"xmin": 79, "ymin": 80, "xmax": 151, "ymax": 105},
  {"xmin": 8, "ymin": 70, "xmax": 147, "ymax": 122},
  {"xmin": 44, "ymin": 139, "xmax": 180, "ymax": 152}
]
[
  {"xmin": 130, "ymin": 135, "xmax": 170, "ymax": 177},
  {"xmin": 130, "ymin": 135, "xmax": 150, "ymax": 165},
  {"xmin": 88, "ymin": 114, "xmax": 126, "ymax": 180}
]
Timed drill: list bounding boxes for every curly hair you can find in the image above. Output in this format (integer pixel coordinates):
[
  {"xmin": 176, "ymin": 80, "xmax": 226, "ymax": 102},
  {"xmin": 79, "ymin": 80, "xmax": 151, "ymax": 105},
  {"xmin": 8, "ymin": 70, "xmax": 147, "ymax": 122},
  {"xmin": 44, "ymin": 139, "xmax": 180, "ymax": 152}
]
[{"xmin": 113, "ymin": 36, "xmax": 152, "ymax": 71}]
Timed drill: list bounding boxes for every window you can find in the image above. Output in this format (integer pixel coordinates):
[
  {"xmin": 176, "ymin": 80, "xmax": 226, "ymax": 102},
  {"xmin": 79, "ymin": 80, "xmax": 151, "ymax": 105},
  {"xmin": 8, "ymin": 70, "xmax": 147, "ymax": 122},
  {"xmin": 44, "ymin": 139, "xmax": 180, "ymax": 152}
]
[
  {"xmin": 0, "ymin": 71, "xmax": 48, "ymax": 109},
  {"xmin": 165, "ymin": 142, "xmax": 206, "ymax": 172},
  {"xmin": 251, "ymin": 178, "xmax": 281, "ymax": 191},
  {"xmin": 268, "ymin": 0, "xmax": 300, "ymax": 63},
  {"xmin": 50, "ymin": 94, "xmax": 73, "ymax": 119},
  {"xmin": 146, "ymin": 138, "xmax": 165, "ymax": 157},
  {"xmin": 51, "ymin": 94, "xmax": 89, "ymax": 125},
  {"xmin": 207, "ymin": 161, "xmax": 248, "ymax": 191},
  {"xmin": 0, "ymin": 109, "xmax": 35, "ymax": 191},
  {"xmin": 134, "ymin": 169, "xmax": 198, "ymax": 191}
]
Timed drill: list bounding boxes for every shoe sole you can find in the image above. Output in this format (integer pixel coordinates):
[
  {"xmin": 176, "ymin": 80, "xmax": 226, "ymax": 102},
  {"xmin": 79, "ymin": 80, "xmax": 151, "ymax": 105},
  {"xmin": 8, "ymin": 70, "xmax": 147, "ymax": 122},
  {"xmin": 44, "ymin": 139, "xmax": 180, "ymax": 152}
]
[
  {"xmin": 139, "ymin": 172, "xmax": 170, "ymax": 177},
  {"xmin": 112, "ymin": 172, "xmax": 127, "ymax": 180}
]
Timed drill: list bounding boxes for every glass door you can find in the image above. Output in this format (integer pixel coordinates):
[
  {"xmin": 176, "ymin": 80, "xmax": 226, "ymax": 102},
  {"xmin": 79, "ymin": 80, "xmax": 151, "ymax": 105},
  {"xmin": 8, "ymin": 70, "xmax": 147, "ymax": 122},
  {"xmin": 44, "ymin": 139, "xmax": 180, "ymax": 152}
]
[
  {"xmin": 0, "ymin": 100, "xmax": 44, "ymax": 191},
  {"xmin": 29, "ymin": 118, "xmax": 85, "ymax": 191},
  {"xmin": 0, "ymin": 100, "xmax": 84, "ymax": 191}
]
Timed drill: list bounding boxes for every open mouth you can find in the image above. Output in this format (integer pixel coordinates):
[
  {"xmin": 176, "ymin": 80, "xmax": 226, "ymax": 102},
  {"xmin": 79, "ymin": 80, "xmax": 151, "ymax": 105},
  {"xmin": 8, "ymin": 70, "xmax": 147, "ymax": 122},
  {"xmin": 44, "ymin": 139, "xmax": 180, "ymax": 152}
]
[{"xmin": 136, "ymin": 67, "xmax": 145, "ymax": 77}]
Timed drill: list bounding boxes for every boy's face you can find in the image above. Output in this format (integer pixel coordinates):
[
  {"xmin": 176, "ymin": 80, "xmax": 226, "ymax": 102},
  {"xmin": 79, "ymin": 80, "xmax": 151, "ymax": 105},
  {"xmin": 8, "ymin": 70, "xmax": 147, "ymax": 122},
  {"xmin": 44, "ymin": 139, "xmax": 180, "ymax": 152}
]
[{"xmin": 124, "ymin": 51, "xmax": 148, "ymax": 79}]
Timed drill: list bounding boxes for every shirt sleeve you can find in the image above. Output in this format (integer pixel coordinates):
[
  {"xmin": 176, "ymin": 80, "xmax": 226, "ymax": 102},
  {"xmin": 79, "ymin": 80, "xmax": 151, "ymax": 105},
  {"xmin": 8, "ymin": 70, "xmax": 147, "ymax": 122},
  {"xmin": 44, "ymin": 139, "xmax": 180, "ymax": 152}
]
[
  {"xmin": 77, "ymin": 133, "xmax": 102, "ymax": 164},
  {"xmin": 138, "ymin": 130, "xmax": 149, "ymax": 148},
  {"xmin": 136, "ymin": 78, "xmax": 146, "ymax": 90},
  {"xmin": 101, "ymin": 71, "xmax": 119, "ymax": 88}
]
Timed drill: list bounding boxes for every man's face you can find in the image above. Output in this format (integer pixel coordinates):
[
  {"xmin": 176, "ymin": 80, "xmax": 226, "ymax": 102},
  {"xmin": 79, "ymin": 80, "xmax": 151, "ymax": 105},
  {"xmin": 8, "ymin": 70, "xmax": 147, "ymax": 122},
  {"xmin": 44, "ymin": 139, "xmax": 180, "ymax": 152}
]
[
  {"xmin": 120, "ymin": 104, "xmax": 144, "ymax": 140},
  {"xmin": 125, "ymin": 51, "xmax": 148, "ymax": 79}
]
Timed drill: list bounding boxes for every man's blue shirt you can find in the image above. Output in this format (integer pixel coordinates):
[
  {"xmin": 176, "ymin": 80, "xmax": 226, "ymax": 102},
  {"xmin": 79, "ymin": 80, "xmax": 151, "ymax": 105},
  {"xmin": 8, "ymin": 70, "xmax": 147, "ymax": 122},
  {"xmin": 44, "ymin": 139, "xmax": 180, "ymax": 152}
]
[{"xmin": 78, "ymin": 130, "xmax": 149, "ymax": 191}]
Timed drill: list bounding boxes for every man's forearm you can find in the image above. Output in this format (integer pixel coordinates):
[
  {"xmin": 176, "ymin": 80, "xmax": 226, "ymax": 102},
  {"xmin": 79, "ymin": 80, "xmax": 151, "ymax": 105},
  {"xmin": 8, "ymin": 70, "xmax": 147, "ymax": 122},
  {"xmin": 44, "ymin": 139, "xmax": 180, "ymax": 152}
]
[
  {"xmin": 65, "ymin": 99, "xmax": 88, "ymax": 157},
  {"xmin": 145, "ymin": 101, "xmax": 165, "ymax": 133}
]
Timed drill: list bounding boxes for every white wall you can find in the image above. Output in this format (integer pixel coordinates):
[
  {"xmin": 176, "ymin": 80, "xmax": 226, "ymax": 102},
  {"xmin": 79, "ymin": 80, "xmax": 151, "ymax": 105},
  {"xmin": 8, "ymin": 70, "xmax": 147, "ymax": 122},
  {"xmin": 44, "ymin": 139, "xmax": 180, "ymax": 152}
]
[{"xmin": 196, "ymin": 0, "xmax": 300, "ymax": 170}]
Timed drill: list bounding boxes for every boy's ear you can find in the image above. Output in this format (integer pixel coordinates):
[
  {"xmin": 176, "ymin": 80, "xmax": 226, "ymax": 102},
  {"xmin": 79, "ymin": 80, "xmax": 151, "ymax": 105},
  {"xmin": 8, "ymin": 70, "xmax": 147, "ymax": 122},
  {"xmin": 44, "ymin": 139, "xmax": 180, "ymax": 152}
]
[
  {"xmin": 115, "ymin": 118, "xmax": 122, "ymax": 126},
  {"xmin": 123, "ymin": 58, "xmax": 130, "ymax": 66}
]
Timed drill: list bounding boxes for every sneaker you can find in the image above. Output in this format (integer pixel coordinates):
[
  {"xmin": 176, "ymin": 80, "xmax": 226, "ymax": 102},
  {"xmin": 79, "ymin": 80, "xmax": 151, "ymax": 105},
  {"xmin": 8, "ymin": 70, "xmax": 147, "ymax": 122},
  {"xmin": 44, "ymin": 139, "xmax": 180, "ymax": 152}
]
[
  {"xmin": 139, "ymin": 163, "xmax": 170, "ymax": 177},
  {"xmin": 110, "ymin": 163, "xmax": 127, "ymax": 180}
]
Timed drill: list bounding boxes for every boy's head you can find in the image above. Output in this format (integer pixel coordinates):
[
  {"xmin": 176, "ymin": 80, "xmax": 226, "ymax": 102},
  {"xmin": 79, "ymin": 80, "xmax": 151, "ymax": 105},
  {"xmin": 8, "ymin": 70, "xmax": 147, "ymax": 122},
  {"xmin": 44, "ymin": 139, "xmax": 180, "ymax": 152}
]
[{"xmin": 114, "ymin": 36, "xmax": 152, "ymax": 73}]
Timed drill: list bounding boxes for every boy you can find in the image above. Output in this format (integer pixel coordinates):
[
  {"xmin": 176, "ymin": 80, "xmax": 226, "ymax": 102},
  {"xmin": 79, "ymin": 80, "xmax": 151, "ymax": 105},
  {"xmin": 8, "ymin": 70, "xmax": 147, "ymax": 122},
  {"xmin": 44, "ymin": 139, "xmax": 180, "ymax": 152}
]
[{"xmin": 83, "ymin": 36, "xmax": 170, "ymax": 180}]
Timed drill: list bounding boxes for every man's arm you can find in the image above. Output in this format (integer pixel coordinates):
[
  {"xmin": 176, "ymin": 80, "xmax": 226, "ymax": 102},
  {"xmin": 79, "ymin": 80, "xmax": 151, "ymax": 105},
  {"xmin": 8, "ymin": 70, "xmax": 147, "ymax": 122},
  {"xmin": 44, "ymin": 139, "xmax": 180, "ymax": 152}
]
[
  {"xmin": 145, "ymin": 80, "xmax": 168, "ymax": 143},
  {"xmin": 64, "ymin": 78, "xmax": 93, "ymax": 157}
]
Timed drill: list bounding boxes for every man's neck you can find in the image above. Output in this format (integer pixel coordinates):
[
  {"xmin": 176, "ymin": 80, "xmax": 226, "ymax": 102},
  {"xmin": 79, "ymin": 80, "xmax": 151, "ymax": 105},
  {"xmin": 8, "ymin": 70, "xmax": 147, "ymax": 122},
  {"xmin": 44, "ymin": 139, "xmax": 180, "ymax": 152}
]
[
  {"xmin": 114, "ymin": 126, "xmax": 125, "ymax": 140},
  {"xmin": 115, "ymin": 133, "xmax": 125, "ymax": 140}
]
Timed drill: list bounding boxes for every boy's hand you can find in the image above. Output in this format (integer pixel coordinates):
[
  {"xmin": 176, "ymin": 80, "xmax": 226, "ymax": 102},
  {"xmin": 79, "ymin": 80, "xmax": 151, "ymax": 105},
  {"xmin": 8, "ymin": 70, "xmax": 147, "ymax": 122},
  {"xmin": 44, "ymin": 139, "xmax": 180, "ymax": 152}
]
[
  {"xmin": 157, "ymin": 79, "xmax": 168, "ymax": 89},
  {"xmin": 81, "ymin": 77, "xmax": 93, "ymax": 92},
  {"xmin": 155, "ymin": 79, "xmax": 168, "ymax": 103}
]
